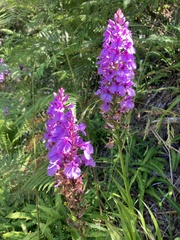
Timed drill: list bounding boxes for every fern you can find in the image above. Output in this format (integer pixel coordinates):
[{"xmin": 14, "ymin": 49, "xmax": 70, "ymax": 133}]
[
  {"xmin": 0, "ymin": 0, "xmax": 179, "ymax": 239},
  {"xmin": 22, "ymin": 161, "xmax": 54, "ymax": 192}
]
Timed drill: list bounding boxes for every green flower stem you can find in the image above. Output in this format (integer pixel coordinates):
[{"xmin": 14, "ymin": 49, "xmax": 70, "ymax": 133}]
[
  {"xmin": 115, "ymin": 128, "xmax": 133, "ymax": 209},
  {"xmin": 114, "ymin": 126, "xmax": 139, "ymax": 240},
  {"xmin": 65, "ymin": 53, "xmax": 77, "ymax": 93}
]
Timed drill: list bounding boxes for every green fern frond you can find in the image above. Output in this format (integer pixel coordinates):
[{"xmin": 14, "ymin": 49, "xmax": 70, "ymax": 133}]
[{"xmin": 22, "ymin": 162, "xmax": 54, "ymax": 192}]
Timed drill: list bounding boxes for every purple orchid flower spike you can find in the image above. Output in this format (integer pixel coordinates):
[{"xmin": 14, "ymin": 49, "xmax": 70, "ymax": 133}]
[
  {"xmin": 44, "ymin": 88, "xmax": 95, "ymax": 180},
  {"xmin": 95, "ymin": 8, "xmax": 136, "ymax": 117}
]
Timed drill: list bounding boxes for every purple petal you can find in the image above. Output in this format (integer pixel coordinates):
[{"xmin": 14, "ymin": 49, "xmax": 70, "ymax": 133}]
[
  {"xmin": 101, "ymin": 93, "xmax": 112, "ymax": 103},
  {"xmin": 47, "ymin": 163, "xmax": 60, "ymax": 176},
  {"xmin": 82, "ymin": 155, "xmax": 96, "ymax": 167},
  {"xmin": 78, "ymin": 123, "xmax": 86, "ymax": 135},
  {"xmin": 64, "ymin": 161, "xmax": 81, "ymax": 179},
  {"xmin": 81, "ymin": 141, "xmax": 94, "ymax": 160}
]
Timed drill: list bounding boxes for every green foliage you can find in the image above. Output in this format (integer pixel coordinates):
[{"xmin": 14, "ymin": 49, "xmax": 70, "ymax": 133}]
[
  {"xmin": 0, "ymin": 0, "xmax": 179, "ymax": 239},
  {"xmin": 1, "ymin": 194, "xmax": 69, "ymax": 240}
]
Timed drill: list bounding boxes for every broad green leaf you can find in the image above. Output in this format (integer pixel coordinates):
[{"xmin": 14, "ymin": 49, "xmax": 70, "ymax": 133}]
[
  {"xmin": 6, "ymin": 212, "xmax": 32, "ymax": 220},
  {"xmin": 106, "ymin": 221, "xmax": 123, "ymax": 240}
]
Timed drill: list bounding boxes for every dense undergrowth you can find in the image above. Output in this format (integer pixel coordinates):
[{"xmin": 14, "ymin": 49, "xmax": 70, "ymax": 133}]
[{"xmin": 0, "ymin": 0, "xmax": 179, "ymax": 239}]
